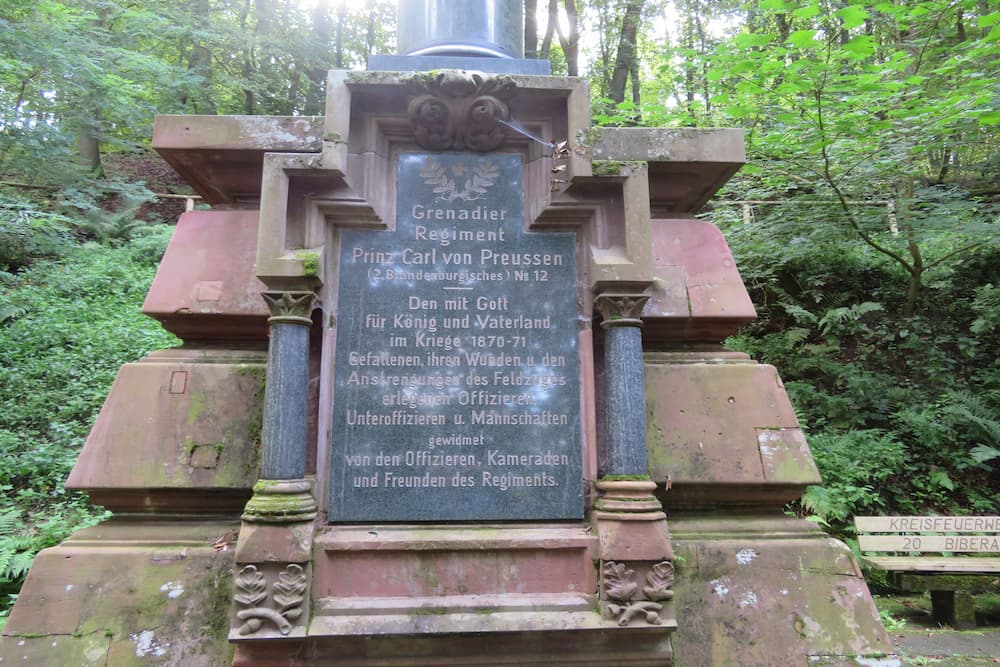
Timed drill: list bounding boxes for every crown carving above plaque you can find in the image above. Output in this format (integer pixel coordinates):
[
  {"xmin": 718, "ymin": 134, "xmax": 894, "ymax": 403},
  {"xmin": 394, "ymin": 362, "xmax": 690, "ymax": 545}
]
[{"xmin": 406, "ymin": 71, "xmax": 516, "ymax": 152}]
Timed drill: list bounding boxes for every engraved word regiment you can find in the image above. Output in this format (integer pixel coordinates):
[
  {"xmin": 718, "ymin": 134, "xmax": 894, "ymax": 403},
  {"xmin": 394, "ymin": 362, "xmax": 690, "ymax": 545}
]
[{"xmin": 329, "ymin": 153, "xmax": 582, "ymax": 521}]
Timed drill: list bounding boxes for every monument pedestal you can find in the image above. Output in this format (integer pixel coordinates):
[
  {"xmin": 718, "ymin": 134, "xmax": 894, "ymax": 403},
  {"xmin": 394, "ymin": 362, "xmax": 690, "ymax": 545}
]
[
  {"xmin": 669, "ymin": 514, "xmax": 893, "ymax": 665},
  {"xmin": 3, "ymin": 53, "xmax": 898, "ymax": 667}
]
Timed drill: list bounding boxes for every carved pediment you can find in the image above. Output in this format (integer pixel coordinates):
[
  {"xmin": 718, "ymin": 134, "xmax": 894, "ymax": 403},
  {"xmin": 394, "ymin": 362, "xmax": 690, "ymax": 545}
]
[{"xmin": 406, "ymin": 71, "xmax": 516, "ymax": 152}]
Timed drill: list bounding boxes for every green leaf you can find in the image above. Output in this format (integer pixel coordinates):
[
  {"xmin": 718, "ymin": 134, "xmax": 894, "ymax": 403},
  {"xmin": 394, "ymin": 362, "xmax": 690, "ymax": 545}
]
[
  {"xmin": 735, "ymin": 32, "xmax": 775, "ymax": 48},
  {"xmin": 970, "ymin": 445, "xmax": 1000, "ymax": 465},
  {"xmin": 928, "ymin": 469, "xmax": 955, "ymax": 492},
  {"xmin": 759, "ymin": 0, "xmax": 790, "ymax": 10},
  {"xmin": 842, "ymin": 35, "xmax": 876, "ymax": 58},
  {"xmin": 835, "ymin": 5, "xmax": 869, "ymax": 29},
  {"xmin": 979, "ymin": 109, "xmax": 1000, "ymax": 125},
  {"xmin": 977, "ymin": 12, "xmax": 1000, "ymax": 28},
  {"xmin": 788, "ymin": 30, "xmax": 820, "ymax": 49},
  {"xmin": 792, "ymin": 3, "xmax": 821, "ymax": 19}
]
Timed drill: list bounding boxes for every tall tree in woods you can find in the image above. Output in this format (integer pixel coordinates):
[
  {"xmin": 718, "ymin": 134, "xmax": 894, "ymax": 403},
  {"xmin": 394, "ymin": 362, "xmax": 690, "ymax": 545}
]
[
  {"xmin": 0, "ymin": 0, "xmax": 396, "ymax": 185},
  {"xmin": 650, "ymin": 0, "xmax": 999, "ymax": 318},
  {"xmin": 608, "ymin": 0, "xmax": 645, "ymax": 105},
  {"xmin": 584, "ymin": 0, "xmax": 653, "ymax": 116},
  {"xmin": 538, "ymin": 0, "xmax": 580, "ymax": 75}
]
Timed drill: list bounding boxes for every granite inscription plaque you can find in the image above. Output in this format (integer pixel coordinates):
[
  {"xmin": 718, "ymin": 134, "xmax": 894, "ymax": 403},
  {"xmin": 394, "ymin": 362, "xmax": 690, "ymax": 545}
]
[{"xmin": 329, "ymin": 153, "xmax": 581, "ymax": 521}]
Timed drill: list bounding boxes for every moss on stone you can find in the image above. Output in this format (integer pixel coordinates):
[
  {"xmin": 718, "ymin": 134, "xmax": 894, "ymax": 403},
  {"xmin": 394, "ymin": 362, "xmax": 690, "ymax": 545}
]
[
  {"xmin": 591, "ymin": 160, "xmax": 645, "ymax": 177},
  {"xmin": 576, "ymin": 126, "xmax": 603, "ymax": 151},
  {"xmin": 235, "ymin": 364, "xmax": 266, "ymax": 477},
  {"xmin": 295, "ymin": 250, "xmax": 321, "ymax": 279},
  {"xmin": 186, "ymin": 391, "xmax": 206, "ymax": 425},
  {"xmin": 412, "ymin": 607, "xmax": 449, "ymax": 616},
  {"xmin": 600, "ymin": 474, "xmax": 652, "ymax": 482}
]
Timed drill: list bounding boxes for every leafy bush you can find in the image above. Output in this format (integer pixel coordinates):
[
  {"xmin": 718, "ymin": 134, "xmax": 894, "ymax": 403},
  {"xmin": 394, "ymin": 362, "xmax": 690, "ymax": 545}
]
[
  {"xmin": 0, "ymin": 232, "xmax": 176, "ymax": 619},
  {"xmin": 55, "ymin": 179, "xmax": 160, "ymax": 244},
  {"xmin": 800, "ymin": 430, "xmax": 908, "ymax": 525},
  {"xmin": 722, "ymin": 212, "xmax": 1000, "ymax": 533},
  {"xmin": 0, "ymin": 194, "xmax": 75, "ymax": 274}
]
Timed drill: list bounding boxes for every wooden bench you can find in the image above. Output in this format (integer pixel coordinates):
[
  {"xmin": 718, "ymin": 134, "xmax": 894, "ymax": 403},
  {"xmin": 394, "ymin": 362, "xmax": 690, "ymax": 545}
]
[{"xmin": 855, "ymin": 516, "xmax": 1000, "ymax": 628}]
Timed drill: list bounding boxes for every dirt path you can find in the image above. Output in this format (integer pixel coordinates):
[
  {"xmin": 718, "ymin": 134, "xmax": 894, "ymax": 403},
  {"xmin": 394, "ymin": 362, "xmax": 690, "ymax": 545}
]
[{"xmin": 877, "ymin": 594, "xmax": 1000, "ymax": 666}]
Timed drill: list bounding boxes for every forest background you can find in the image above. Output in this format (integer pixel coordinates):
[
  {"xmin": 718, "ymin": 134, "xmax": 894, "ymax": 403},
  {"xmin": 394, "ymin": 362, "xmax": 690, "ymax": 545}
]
[{"xmin": 1, "ymin": 0, "xmax": 998, "ymax": 623}]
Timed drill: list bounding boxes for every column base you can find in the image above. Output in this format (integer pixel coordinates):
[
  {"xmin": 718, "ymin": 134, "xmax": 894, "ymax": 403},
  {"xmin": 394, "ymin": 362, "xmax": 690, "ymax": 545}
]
[
  {"xmin": 242, "ymin": 479, "xmax": 317, "ymax": 523},
  {"xmin": 592, "ymin": 480, "xmax": 673, "ymax": 561}
]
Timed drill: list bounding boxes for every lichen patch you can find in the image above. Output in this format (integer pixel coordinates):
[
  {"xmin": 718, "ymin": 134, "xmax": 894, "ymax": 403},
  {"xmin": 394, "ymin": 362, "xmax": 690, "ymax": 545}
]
[
  {"xmin": 160, "ymin": 581, "xmax": 185, "ymax": 599},
  {"xmin": 710, "ymin": 578, "xmax": 730, "ymax": 598},
  {"xmin": 130, "ymin": 630, "xmax": 168, "ymax": 657}
]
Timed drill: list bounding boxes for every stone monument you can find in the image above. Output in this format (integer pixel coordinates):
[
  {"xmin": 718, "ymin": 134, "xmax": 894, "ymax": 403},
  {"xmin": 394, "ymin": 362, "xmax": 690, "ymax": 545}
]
[{"xmin": 1, "ymin": 1, "xmax": 898, "ymax": 664}]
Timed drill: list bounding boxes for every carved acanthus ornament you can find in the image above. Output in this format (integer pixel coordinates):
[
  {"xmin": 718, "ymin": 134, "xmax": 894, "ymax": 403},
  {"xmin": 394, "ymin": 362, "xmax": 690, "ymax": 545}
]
[
  {"xmin": 602, "ymin": 560, "xmax": 675, "ymax": 626},
  {"xmin": 262, "ymin": 291, "xmax": 315, "ymax": 326},
  {"xmin": 594, "ymin": 293, "xmax": 649, "ymax": 328},
  {"xmin": 406, "ymin": 71, "xmax": 516, "ymax": 152}
]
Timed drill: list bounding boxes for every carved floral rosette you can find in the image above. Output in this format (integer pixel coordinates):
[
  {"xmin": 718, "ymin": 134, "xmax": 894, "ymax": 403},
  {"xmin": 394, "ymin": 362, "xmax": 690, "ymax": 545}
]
[
  {"xmin": 601, "ymin": 560, "xmax": 675, "ymax": 626},
  {"xmin": 406, "ymin": 71, "xmax": 516, "ymax": 152},
  {"xmin": 232, "ymin": 563, "xmax": 309, "ymax": 637}
]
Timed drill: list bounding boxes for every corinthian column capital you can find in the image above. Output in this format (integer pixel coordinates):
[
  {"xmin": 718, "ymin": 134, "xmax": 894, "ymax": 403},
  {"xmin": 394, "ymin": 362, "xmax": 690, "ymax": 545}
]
[
  {"xmin": 262, "ymin": 291, "xmax": 315, "ymax": 326},
  {"xmin": 594, "ymin": 293, "xmax": 649, "ymax": 328}
]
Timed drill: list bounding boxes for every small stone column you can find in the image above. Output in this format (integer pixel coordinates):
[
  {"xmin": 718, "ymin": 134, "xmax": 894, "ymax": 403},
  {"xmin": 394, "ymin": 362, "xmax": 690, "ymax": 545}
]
[
  {"xmin": 242, "ymin": 290, "xmax": 316, "ymax": 523},
  {"xmin": 231, "ymin": 291, "xmax": 316, "ymax": 641},
  {"xmin": 592, "ymin": 292, "xmax": 675, "ymax": 628},
  {"xmin": 596, "ymin": 293, "xmax": 650, "ymax": 476}
]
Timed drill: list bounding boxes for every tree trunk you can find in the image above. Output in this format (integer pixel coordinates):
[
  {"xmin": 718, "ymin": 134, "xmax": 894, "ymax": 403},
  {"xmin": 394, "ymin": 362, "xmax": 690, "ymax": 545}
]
[
  {"xmin": 630, "ymin": 53, "xmax": 641, "ymax": 112},
  {"xmin": 540, "ymin": 0, "xmax": 557, "ymax": 61},
  {"xmin": 77, "ymin": 120, "xmax": 104, "ymax": 178},
  {"xmin": 242, "ymin": 0, "xmax": 257, "ymax": 114},
  {"xmin": 305, "ymin": 0, "xmax": 332, "ymax": 116},
  {"xmin": 525, "ymin": 0, "xmax": 538, "ymax": 59},
  {"xmin": 366, "ymin": 0, "xmax": 376, "ymax": 60},
  {"xmin": 561, "ymin": 0, "xmax": 579, "ymax": 76},
  {"xmin": 187, "ymin": 0, "xmax": 216, "ymax": 114},
  {"xmin": 335, "ymin": 2, "xmax": 346, "ymax": 68},
  {"xmin": 693, "ymin": 13, "xmax": 710, "ymax": 118},
  {"xmin": 897, "ymin": 180, "xmax": 923, "ymax": 318},
  {"xmin": 608, "ymin": 0, "xmax": 643, "ymax": 104}
]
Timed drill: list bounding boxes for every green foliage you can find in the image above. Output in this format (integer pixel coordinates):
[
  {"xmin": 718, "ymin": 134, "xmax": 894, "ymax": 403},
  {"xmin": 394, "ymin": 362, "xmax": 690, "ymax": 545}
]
[
  {"xmin": 0, "ymin": 503, "xmax": 106, "ymax": 620},
  {"xmin": 0, "ymin": 231, "xmax": 176, "ymax": 498},
  {"xmin": 877, "ymin": 607, "xmax": 907, "ymax": 633},
  {"xmin": 0, "ymin": 228, "xmax": 176, "ymax": 619},
  {"xmin": 55, "ymin": 178, "xmax": 159, "ymax": 243},
  {"xmin": 724, "ymin": 220, "xmax": 1000, "ymax": 529},
  {"xmin": 1, "ymin": 1, "xmax": 397, "ymax": 183},
  {"xmin": 800, "ymin": 430, "xmax": 907, "ymax": 524},
  {"xmin": 0, "ymin": 194, "xmax": 75, "ymax": 274}
]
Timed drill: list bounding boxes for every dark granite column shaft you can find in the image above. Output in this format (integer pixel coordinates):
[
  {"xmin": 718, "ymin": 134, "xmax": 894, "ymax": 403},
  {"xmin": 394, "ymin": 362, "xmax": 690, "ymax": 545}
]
[
  {"xmin": 242, "ymin": 291, "xmax": 316, "ymax": 523},
  {"xmin": 595, "ymin": 294, "xmax": 650, "ymax": 477},
  {"xmin": 260, "ymin": 291, "xmax": 313, "ymax": 479}
]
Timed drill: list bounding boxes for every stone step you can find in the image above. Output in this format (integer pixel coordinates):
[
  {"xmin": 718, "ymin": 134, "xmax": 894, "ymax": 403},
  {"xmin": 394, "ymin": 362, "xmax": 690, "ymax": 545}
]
[{"xmin": 311, "ymin": 592, "xmax": 602, "ymax": 636}]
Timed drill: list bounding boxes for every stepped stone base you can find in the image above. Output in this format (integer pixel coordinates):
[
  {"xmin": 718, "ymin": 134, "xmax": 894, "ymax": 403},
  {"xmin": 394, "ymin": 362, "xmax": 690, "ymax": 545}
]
[
  {"xmin": 1, "ymin": 519, "xmax": 239, "ymax": 666},
  {"xmin": 227, "ymin": 523, "xmax": 674, "ymax": 666},
  {"xmin": 233, "ymin": 626, "xmax": 673, "ymax": 666},
  {"xmin": 668, "ymin": 514, "xmax": 900, "ymax": 667},
  {"xmin": 224, "ymin": 523, "xmax": 676, "ymax": 667}
]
